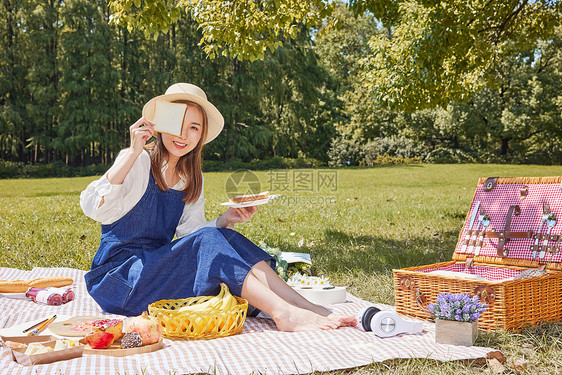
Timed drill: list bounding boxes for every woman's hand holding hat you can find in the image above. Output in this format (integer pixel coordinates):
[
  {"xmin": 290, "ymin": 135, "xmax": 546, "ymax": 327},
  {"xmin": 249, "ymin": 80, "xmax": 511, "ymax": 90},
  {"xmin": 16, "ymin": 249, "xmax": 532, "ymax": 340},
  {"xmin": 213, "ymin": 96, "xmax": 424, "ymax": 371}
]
[{"xmin": 129, "ymin": 117, "xmax": 155, "ymax": 155}]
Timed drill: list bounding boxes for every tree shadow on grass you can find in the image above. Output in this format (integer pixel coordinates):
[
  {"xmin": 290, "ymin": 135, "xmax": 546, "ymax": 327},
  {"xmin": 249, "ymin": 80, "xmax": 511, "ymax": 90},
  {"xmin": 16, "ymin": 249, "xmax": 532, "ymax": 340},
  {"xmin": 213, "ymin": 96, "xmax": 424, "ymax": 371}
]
[{"xmin": 279, "ymin": 228, "xmax": 461, "ymax": 274}]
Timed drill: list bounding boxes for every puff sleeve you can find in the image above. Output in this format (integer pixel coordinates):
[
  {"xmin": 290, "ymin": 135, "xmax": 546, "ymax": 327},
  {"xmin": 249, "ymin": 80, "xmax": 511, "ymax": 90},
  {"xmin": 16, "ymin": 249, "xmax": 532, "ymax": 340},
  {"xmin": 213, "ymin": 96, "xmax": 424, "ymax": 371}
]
[{"xmin": 80, "ymin": 149, "xmax": 150, "ymax": 224}]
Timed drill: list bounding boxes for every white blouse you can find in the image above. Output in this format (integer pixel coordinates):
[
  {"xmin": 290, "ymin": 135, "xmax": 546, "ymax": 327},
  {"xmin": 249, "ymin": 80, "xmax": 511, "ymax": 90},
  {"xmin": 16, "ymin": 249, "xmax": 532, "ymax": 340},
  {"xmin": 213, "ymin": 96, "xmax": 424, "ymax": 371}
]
[{"xmin": 80, "ymin": 149, "xmax": 217, "ymax": 238}]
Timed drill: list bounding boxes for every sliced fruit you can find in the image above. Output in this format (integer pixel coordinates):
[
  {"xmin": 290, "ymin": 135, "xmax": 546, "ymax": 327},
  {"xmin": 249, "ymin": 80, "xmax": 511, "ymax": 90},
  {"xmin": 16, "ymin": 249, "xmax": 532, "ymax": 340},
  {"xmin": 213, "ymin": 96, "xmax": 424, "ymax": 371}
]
[{"xmin": 85, "ymin": 332, "xmax": 117, "ymax": 349}]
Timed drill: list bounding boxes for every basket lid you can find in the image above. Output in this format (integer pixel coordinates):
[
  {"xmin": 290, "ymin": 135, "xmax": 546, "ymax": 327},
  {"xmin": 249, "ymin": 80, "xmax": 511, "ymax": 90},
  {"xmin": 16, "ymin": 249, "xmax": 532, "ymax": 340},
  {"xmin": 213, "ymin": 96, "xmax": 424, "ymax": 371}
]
[{"xmin": 452, "ymin": 176, "xmax": 562, "ymax": 271}]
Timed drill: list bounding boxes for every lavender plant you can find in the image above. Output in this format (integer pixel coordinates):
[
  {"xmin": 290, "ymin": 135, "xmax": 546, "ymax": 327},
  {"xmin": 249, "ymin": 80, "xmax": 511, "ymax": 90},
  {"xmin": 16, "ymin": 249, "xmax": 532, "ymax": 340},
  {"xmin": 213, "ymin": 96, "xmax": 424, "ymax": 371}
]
[{"xmin": 428, "ymin": 293, "xmax": 487, "ymax": 323}]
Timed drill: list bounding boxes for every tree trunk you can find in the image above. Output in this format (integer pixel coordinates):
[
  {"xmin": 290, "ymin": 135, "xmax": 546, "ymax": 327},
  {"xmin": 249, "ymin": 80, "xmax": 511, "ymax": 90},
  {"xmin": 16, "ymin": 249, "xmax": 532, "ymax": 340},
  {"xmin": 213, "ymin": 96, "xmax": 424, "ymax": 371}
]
[{"xmin": 500, "ymin": 137, "xmax": 510, "ymax": 156}]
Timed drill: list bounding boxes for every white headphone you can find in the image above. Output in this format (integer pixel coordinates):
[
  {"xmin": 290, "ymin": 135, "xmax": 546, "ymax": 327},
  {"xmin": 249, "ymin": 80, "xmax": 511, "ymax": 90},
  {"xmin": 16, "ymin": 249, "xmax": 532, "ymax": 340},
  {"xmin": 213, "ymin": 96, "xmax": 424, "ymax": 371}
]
[{"xmin": 357, "ymin": 306, "xmax": 423, "ymax": 338}]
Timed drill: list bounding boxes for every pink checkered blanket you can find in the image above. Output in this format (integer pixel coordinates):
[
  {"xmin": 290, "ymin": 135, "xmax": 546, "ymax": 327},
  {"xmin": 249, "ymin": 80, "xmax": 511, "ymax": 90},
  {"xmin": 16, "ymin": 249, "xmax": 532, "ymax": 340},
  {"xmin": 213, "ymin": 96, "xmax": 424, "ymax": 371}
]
[{"xmin": 0, "ymin": 267, "xmax": 497, "ymax": 375}]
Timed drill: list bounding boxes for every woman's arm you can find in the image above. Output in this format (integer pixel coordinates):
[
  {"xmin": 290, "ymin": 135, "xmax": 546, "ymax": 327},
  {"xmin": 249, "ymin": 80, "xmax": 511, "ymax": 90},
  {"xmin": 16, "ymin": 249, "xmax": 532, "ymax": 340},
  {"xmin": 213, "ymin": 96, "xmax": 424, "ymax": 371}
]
[
  {"xmin": 106, "ymin": 118, "xmax": 155, "ymax": 186},
  {"xmin": 80, "ymin": 117, "xmax": 155, "ymax": 224}
]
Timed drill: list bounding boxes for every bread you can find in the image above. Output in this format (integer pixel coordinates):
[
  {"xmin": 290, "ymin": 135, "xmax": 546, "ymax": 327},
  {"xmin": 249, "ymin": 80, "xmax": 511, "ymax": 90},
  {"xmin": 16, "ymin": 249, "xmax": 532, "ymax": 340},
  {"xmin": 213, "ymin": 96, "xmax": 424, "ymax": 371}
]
[
  {"xmin": 231, "ymin": 191, "xmax": 269, "ymax": 204},
  {"xmin": 0, "ymin": 277, "xmax": 73, "ymax": 293},
  {"xmin": 28, "ymin": 277, "xmax": 74, "ymax": 288},
  {"xmin": 152, "ymin": 100, "xmax": 188, "ymax": 137},
  {"xmin": 0, "ymin": 280, "xmax": 30, "ymax": 293}
]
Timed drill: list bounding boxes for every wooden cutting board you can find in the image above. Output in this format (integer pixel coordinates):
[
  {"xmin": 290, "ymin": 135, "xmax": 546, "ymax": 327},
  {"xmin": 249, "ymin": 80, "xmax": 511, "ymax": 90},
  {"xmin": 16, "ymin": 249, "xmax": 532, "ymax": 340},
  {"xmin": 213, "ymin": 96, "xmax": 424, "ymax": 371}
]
[{"xmin": 79, "ymin": 338, "xmax": 165, "ymax": 357}]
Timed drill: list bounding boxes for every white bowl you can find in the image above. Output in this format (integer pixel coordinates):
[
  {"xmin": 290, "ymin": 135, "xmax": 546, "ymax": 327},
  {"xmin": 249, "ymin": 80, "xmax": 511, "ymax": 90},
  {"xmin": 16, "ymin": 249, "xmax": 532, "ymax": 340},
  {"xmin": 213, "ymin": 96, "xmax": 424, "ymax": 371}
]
[{"xmin": 293, "ymin": 286, "xmax": 347, "ymax": 305}]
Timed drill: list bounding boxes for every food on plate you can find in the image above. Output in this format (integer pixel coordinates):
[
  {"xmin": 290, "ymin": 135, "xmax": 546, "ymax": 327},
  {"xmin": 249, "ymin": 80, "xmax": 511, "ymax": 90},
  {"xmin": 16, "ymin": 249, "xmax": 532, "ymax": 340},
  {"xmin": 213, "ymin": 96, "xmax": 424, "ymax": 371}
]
[
  {"xmin": 85, "ymin": 332, "xmax": 117, "ymax": 349},
  {"xmin": 120, "ymin": 332, "xmax": 142, "ymax": 349},
  {"xmin": 70, "ymin": 319, "xmax": 96, "ymax": 332},
  {"xmin": 125, "ymin": 312, "xmax": 161, "ymax": 345},
  {"xmin": 91, "ymin": 319, "xmax": 123, "ymax": 336},
  {"xmin": 230, "ymin": 191, "xmax": 269, "ymax": 204},
  {"xmin": 24, "ymin": 342, "xmax": 53, "ymax": 355}
]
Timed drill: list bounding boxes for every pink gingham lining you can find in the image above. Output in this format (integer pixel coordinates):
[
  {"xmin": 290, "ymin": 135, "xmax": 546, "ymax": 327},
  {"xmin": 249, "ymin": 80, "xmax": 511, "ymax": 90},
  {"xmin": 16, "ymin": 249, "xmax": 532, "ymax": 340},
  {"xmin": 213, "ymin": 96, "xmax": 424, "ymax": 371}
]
[
  {"xmin": 457, "ymin": 182, "xmax": 562, "ymax": 262},
  {"xmin": 0, "ymin": 267, "xmax": 496, "ymax": 375},
  {"xmin": 420, "ymin": 263, "xmax": 520, "ymax": 281}
]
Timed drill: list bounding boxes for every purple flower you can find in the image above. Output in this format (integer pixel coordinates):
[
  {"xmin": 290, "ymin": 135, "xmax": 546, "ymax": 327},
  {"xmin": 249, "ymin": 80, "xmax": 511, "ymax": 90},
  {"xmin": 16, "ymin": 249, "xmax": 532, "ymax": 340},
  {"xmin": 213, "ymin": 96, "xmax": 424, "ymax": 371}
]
[{"xmin": 428, "ymin": 293, "xmax": 487, "ymax": 322}]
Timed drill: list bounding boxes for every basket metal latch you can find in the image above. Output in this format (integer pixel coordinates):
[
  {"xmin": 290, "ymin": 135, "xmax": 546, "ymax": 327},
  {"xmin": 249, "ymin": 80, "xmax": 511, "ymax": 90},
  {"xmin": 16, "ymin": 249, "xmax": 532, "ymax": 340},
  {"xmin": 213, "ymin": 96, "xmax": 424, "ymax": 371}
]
[
  {"xmin": 398, "ymin": 276, "xmax": 415, "ymax": 291},
  {"xmin": 483, "ymin": 177, "xmax": 498, "ymax": 192},
  {"xmin": 474, "ymin": 285, "xmax": 496, "ymax": 304}
]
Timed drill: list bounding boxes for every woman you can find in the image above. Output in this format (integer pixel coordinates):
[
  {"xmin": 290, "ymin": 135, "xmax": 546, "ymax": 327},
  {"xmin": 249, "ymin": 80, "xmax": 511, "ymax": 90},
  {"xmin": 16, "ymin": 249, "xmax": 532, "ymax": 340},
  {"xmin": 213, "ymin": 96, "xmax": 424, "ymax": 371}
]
[{"xmin": 80, "ymin": 83, "xmax": 356, "ymax": 331}]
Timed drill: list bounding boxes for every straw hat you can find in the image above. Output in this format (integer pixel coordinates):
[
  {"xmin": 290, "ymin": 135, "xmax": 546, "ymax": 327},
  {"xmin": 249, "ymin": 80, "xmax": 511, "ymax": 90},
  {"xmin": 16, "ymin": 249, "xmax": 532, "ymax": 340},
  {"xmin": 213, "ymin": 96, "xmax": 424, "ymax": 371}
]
[{"xmin": 142, "ymin": 83, "xmax": 224, "ymax": 144}]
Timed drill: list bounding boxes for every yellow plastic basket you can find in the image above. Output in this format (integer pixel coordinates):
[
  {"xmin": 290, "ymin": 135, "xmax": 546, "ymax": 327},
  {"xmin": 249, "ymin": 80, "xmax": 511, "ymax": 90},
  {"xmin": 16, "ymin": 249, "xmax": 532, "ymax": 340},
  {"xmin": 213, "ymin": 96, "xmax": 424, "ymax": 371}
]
[{"xmin": 148, "ymin": 296, "xmax": 248, "ymax": 340}]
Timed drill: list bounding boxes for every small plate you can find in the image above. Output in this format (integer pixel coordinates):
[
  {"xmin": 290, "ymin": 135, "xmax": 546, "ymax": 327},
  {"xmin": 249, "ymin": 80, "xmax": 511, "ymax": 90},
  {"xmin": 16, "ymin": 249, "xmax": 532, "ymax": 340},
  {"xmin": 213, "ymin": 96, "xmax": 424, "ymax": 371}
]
[
  {"xmin": 221, "ymin": 194, "xmax": 280, "ymax": 208},
  {"xmin": 48, "ymin": 316, "xmax": 105, "ymax": 337}
]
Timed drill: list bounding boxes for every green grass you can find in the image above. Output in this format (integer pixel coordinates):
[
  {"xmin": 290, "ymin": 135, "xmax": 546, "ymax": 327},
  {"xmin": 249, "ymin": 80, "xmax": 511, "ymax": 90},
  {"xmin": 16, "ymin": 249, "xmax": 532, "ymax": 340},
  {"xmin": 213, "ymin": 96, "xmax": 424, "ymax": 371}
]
[{"xmin": 2, "ymin": 164, "xmax": 562, "ymax": 374}]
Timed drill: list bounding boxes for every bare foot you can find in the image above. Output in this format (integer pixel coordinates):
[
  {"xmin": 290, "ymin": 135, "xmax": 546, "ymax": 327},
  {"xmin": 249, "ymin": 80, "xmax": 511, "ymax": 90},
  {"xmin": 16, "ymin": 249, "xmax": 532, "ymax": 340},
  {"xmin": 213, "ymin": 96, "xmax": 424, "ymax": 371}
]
[
  {"xmin": 328, "ymin": 313, "xmax": 357, "ymax": 327},
  {"xmin": 288, "ymin": 301, "xmax": 358, "ymax": 327},
  {"xmin": 272, "ymin": 306, "xmax": 357, "ymax": 332}
]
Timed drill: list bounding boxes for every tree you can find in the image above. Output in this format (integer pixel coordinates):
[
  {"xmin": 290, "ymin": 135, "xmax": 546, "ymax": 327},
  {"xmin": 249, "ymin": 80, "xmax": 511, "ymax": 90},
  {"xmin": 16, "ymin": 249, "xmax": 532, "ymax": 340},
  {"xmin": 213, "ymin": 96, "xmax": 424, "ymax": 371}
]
[
  {"xmin": 24, "ymin": 0, "xmax": 64, "ymax": 163},
  {"xmin": 108, "ymin": 0, "xmax": 562, "ymax": 111},
  {"xmin": 0, "ymin": 0, "xmax": 29, "ymax": 161}
]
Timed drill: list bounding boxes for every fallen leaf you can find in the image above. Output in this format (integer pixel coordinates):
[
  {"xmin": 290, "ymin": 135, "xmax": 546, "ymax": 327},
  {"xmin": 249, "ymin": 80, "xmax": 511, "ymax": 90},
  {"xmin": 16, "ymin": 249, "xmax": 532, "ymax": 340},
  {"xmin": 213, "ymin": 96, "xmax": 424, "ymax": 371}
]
[
  {"xmin": 508, "ymin": 357, "xmax": 529, "ymax": 371},
  {"xmin": 488, "ymin": 358, "xmax": 506, "ymax": 373},
  {"xmin": 486, "ymin": 351, "xmax": 507, "ymax": 363}
]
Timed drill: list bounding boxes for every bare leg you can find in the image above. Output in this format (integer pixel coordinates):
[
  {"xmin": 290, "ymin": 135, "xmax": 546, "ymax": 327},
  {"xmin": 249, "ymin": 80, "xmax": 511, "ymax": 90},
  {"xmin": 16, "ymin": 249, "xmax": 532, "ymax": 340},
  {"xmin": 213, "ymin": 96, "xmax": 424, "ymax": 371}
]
[
  {"xmin": 248, "ymin": 261, "xmax": 332, "ymax": 314},
  {"xmin": 241, "ymin": 270, "xmax": 354, "ymax": 331}
]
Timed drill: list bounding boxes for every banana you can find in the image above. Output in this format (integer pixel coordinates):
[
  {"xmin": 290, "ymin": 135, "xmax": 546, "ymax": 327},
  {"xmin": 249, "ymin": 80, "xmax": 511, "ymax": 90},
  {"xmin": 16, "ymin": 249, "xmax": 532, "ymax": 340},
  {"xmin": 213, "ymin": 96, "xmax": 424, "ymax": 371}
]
[
  {"xmin": 218, "ymin": 283, "xmax": 238, "ymax": 310},
  {"xmin": 179, "ymin": 284, "xmax": 226, "ymax": 313},
  {"xmin": 176, "ymin": 284, "xmax": 241, "ymax": 334}
]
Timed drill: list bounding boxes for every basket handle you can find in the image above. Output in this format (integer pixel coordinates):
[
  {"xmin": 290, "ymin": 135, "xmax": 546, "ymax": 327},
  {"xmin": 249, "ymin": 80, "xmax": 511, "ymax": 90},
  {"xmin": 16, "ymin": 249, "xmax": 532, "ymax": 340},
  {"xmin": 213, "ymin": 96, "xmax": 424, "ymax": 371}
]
[
  {"xmin": 414, "ymin": 287, "xmax": 431, "ymax": 315},
  {"xmin": 398, "ymin": 276, "xmax": 432, "ymax": 316}
]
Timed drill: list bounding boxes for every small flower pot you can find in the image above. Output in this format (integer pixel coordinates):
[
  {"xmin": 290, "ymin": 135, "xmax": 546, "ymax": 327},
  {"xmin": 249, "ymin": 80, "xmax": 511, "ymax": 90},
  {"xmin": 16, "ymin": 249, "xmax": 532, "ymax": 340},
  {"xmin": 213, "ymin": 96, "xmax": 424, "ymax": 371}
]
[{"xmin": 435, "ymin": 319, "xmax": 478, "ymax": 346}]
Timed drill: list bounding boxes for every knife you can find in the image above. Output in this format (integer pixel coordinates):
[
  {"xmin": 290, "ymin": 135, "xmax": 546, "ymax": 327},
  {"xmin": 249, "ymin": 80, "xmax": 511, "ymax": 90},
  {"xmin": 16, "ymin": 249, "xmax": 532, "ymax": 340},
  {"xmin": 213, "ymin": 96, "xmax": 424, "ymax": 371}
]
[{"xmin": 461, "ymin": 201, "xmax": 480, "ymax": 253}]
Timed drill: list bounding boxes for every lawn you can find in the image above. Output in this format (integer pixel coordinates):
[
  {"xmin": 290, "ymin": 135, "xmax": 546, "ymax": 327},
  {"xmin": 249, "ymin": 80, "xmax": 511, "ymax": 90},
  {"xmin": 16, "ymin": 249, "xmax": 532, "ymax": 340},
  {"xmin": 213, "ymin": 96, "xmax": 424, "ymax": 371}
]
[{"xmin": 1, "ymin": 164, "xmax": 562, "ymax": 374}]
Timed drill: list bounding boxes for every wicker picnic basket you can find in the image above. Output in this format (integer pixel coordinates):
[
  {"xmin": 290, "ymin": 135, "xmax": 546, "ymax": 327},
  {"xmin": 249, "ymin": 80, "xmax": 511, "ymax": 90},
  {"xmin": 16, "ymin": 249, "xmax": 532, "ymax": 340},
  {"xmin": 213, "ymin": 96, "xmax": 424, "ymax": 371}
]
[
  {"xmin": 148, "ymin": 296, "xmax": 248, "ymax": 340},
  {"xmin": 394, "ymin": 176, "xmax": 562, "ymax": 332}
]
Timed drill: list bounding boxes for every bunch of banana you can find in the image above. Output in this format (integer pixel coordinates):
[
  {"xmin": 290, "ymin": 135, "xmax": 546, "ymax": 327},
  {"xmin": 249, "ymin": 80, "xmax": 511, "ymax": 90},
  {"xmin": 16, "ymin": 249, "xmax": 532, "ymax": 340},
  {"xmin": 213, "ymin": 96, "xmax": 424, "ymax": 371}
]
[{"xmin": 177, "ymin": 283, "xmax": 239, "ymax": 334}]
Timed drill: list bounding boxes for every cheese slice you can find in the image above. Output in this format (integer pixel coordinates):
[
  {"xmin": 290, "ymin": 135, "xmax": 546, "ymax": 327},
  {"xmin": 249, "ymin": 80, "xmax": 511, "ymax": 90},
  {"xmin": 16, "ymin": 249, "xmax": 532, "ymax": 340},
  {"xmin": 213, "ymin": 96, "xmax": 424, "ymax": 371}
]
[{"xmin": 152, "ymin": 100, "xmax": 188, "ymax": 137}]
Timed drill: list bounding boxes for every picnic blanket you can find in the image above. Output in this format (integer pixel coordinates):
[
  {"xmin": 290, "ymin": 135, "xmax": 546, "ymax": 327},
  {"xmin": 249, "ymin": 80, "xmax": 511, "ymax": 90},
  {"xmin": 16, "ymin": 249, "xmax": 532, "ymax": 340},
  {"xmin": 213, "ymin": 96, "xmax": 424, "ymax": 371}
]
[{"xmin": 0, "ymin": 267, "xmax": 499, "ymax": 375}]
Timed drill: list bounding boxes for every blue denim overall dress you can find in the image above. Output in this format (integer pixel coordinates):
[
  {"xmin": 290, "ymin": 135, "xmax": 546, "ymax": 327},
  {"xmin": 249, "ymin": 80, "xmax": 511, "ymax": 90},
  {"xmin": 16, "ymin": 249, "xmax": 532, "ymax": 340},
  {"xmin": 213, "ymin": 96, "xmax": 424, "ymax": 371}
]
[{"xmin": 84, "ymin": 173, "xmax": 273, "ymax": 316}]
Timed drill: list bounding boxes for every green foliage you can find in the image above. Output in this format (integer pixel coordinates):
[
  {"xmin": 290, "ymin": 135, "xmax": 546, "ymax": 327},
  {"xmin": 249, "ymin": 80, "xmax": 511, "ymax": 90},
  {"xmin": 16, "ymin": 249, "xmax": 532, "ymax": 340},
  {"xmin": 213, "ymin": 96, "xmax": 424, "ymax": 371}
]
[
  {"xmin": 0, "ymin": 160, "xmax": 111, "ymax": 179},
  {"xmin": 109, "ymin": 0, "xmax": 335, "ymax": 61},
  {"xmin": 0, "ymin": 1, "xmax": 337, "ymax": 169},
  {"xmin": 108, "ymin": 0, "xmax": 562, "ymax": 111},
  {"xmin": 1, "ymin": 0, "xmax": 561, "ymax": 171},
  {"xmin": 319, "ymin": 8, "xmax": 562, "ymax": 166}
]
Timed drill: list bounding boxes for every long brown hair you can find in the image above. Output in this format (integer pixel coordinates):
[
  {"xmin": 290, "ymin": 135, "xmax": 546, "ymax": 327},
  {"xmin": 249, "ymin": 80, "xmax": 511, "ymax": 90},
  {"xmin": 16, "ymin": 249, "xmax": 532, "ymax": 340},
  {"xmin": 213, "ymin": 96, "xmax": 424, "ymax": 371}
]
[{"xmin": 144, "ymin": 100, "xmax": 209, "ymax": 204}]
